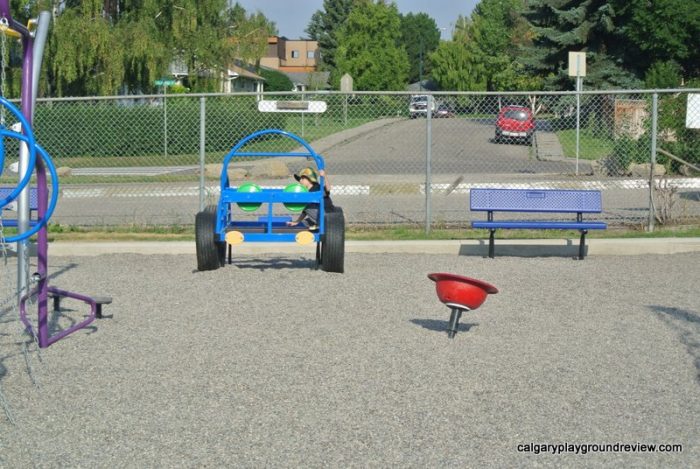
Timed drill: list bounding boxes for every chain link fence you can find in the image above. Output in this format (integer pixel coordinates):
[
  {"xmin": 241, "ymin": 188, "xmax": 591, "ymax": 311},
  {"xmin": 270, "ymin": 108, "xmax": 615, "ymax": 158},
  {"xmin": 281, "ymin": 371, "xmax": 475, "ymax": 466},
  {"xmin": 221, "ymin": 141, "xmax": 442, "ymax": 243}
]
[{"xmin": 4, "ymin": 89, "xmax": 698, "ymax": 229}]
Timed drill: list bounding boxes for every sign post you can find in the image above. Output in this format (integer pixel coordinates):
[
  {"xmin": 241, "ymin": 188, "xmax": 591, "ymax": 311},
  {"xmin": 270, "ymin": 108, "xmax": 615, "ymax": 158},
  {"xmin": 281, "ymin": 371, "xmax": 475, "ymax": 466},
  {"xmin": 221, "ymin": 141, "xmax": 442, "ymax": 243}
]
[
  {"xmin": 154, "ymin": 79, "xmax": 177, "ymax": 159},
  {"xmin": 568, "ymin": 52, "xmax": 586, "ymax": 175},
  {"xmin": 340, "ymin": 74, "xmax": 353, "ymax": 126}
]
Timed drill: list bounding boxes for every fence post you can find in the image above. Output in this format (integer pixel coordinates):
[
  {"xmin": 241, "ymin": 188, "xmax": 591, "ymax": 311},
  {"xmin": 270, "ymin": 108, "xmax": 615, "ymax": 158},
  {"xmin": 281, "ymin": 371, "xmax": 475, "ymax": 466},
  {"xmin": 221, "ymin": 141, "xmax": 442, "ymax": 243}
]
[
  {"xmin": 199, "ymin": 96, "xmax": 206, "ymax": 211},
  {"xmin": 575, "ymin": 75, "xmax": 582, "ymax": 175},
  {"xmin": 425, "ymin": 95, "xmax": 433, "ymax": 235},
  {"xmin": 647, "ymin": 93, "xmax": 658, "ymax": 232}
]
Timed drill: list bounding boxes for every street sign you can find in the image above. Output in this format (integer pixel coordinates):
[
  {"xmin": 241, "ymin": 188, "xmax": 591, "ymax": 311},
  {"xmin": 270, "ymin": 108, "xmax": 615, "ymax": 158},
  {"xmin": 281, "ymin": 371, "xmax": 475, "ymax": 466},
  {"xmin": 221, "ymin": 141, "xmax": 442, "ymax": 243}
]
[
  {"xmin": 340, "ymin": 73, "xmax": 353, "ymax": 92},
  {"xmin": 155, "ymin": 79, "xmax": 177, "ymax": 86},
  {"xmin": 568, "ymin": 52, "xmax": 586, "ymax": 77},
  {"xmin": 258, "ymin": 100, "xmax": 327, "ymax": 113}
]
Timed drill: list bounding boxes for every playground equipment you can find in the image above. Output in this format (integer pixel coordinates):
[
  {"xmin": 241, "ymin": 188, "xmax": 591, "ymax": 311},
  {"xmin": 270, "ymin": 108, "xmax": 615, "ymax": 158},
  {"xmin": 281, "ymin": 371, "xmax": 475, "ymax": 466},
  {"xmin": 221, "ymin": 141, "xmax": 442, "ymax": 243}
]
[
  {"xmin": 428, "ymin": 273, "xmax": 498, "ymax": 338},
  {"xmin": 0, "ymin": 3, "xmax": 108, "ymax": 349},
  {"xmin": 283, "ymin": 183, "xmax": 308, "ymax": 212},
  {"xmin": 195, "ymin": 129, "xmax": 345, "ymax": 273}
]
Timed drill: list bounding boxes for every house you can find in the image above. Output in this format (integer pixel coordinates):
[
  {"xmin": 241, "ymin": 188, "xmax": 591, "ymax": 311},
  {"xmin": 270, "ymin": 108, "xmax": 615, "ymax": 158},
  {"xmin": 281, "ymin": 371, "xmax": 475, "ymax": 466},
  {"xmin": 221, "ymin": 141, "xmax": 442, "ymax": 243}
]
[
  {"xmin": 168, "ymin": 58, "xmax": 265, "ymax": 94},
  {"xmin": 286, "ymin": 71, "xmax": 331, "ymax": 91},
  {"xmin": 261, "ymin": 36, "xmax": 318, "ymax": 73},
  {"xmin": 225, "ymin": 62, "xmax": 265, "ymax": 93},
  {"xmin": 259, "ymin": 36, "xmax": 329, "ymax": 91}
]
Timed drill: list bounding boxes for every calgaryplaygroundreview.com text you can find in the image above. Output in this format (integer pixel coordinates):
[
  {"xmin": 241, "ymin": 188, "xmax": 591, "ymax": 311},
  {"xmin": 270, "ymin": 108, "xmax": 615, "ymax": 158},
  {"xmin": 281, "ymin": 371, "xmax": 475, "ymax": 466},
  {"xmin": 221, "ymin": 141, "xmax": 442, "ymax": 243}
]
[{"xmin": 517, "ymin": 442, "xmax": 683, "ymax": 455}]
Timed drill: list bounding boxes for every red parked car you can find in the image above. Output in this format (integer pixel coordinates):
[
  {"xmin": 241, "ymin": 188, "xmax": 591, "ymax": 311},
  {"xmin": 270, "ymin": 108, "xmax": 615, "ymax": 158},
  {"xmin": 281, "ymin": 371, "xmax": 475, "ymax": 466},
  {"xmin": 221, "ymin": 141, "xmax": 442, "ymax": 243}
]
[{"xmin": 495, "ymin": 105, "xmax": 535, "ymax": 145}]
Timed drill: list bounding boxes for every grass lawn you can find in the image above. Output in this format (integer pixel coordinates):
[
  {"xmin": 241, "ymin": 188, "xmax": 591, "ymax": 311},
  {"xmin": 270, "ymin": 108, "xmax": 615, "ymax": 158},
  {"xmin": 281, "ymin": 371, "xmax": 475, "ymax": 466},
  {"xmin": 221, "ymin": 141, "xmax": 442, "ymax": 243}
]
[{"xmin": 557, "ymin": 128, "xmax": 613, "ymax": 160}]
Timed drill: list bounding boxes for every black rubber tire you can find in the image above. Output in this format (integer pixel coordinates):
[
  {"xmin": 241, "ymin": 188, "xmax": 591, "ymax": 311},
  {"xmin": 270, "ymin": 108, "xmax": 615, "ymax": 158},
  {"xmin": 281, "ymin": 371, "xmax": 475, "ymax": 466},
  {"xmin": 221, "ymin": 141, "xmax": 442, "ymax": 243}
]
[
  {"xmin": 195, "ymin": 205, "xmax": 222, "ymax": 271},
  {"xmin": 321, "ymin": 207, "xmax": 345, "ymax": 273}
]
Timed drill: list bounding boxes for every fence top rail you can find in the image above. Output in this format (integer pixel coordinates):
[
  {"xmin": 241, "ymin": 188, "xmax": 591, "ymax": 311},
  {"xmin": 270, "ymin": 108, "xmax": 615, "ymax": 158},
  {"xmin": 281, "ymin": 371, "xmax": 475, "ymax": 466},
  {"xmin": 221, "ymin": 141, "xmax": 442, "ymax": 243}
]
[{"xmin": 28, "ymin": 88, "xmax": 700, "ymax": 104}]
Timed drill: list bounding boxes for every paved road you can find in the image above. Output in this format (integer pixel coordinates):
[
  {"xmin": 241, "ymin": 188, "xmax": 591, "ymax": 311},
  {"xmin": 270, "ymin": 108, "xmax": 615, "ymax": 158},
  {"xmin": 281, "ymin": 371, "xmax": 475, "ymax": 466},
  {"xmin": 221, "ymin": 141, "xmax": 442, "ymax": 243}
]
[
  {"xmin": 318, "ymin": 118, "xmax": 586, "ymax": 175},
  {"xmin": 64, "ymin": 118, "xmax": 585, "ymax": 178}
]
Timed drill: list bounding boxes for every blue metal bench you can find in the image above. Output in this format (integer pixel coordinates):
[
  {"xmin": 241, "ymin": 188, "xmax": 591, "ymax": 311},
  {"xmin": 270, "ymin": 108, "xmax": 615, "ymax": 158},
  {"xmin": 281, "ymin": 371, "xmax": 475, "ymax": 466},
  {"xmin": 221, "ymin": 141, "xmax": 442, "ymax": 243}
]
[
  {"xmin": 1, "ymin": 186, "xmax": 39, "ymax": 228},
  {"xmin": 470, "ymin": 188, "xmax": 607, "ymax": 259}
]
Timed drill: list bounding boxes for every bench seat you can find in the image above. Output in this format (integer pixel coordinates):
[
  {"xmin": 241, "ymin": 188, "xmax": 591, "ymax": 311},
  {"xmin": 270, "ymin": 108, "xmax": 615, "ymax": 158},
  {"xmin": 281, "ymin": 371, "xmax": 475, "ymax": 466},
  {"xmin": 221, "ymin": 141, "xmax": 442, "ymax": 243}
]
[
  {"xmin": 473, "ymin": 221, "xmax": 607, "ymax": 231},
  {"xmin": 1, "ymin": 187, "xmax": 39, "ymax": 229}
]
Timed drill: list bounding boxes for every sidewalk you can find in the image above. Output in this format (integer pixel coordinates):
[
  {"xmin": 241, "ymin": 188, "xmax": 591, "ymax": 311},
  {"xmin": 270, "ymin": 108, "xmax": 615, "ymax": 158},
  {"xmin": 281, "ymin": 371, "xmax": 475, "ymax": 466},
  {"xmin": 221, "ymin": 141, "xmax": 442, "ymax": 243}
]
[
  {"xmin": 534, "ymin": 130, "xmax": 565, "ymax": 161},
  {"xmin": 46, "ymin": 237, "xmax": 700, "ymax": 257}
]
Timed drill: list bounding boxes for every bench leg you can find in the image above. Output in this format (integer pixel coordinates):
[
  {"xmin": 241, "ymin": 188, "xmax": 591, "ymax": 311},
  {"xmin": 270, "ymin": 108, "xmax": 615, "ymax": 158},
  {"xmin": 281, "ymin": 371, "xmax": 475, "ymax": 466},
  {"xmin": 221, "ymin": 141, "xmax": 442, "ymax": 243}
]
[
  {"xmin": 488, "ymin": 230, "xmax": 495, "ymax": 258},
  {"xmin": 228, "ymin": 244, "xmax": 232, "ymax": 265},
  {"xmin": 52, "ymin": 295, "xmax": 61, "ymax": 312},
  {"xmin": 578, "ymin": 230, "xmax": 588, "ymax": 260}
]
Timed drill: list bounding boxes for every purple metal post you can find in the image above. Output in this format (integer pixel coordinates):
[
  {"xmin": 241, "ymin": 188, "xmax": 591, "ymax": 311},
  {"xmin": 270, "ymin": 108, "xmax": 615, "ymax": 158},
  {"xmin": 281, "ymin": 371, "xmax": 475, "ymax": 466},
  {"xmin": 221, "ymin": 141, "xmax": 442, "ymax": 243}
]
[{"xmin": 2, "ymin": 2, "xmax": 99, "ymax": 347}]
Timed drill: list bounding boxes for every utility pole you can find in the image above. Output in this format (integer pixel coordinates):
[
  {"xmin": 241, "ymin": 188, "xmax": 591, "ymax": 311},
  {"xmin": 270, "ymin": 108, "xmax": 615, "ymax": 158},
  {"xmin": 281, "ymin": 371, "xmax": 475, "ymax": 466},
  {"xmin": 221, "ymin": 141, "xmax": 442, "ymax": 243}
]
[{"xmin": 419, "ymin": 37, "xmax": 423, "ymax": 91}]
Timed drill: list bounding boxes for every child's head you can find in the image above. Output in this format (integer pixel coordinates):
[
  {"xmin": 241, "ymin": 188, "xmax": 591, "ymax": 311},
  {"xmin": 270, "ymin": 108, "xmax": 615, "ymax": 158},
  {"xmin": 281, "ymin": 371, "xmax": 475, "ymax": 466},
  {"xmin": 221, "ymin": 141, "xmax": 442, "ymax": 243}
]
[{"xmin": 294, "ymin": 167, "xmax": 318, "ymax": 189}]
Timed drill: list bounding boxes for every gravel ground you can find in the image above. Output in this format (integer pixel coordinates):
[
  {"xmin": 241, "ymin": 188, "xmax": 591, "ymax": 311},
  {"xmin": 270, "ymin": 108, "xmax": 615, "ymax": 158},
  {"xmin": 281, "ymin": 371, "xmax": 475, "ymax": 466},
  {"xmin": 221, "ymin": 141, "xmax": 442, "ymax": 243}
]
[{"xmin": 1, "ymin": 252, "xmax": 699, "ymax": 467}]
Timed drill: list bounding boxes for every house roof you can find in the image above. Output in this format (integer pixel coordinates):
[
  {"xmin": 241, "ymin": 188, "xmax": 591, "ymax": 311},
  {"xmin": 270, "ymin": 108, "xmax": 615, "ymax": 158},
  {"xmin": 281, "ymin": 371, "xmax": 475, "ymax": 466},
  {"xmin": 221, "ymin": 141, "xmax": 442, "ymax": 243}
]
[
  {"xmin": 406, "ymin": 79, "xmax": 439, "ymax": 92},
  {"xmin": 283, "ymin": 71, "xmax": 331, "ymax": 89},
  {"xmin": 228, "ymin": 62, "xmax": 265, "ymax": 82}
]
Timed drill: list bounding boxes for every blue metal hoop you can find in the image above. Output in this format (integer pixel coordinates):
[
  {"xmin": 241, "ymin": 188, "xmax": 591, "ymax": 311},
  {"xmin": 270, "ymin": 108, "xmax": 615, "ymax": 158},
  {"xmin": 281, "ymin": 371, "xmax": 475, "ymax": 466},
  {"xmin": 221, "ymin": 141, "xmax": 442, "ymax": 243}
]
[
  {"xmin": 0, "ymin": 96, "xmax": 38, "ymax": 208},
  {"xmin": 3, "ymin": 143, "xmax": 59, "ymax": 242}
]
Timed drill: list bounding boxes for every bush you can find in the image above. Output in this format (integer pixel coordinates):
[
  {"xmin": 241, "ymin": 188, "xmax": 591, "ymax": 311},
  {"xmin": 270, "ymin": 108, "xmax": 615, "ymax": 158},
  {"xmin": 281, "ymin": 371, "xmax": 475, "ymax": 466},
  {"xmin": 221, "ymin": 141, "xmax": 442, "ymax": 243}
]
[
  {"xmin": 610, "ymin": 134, "xmax": 650, "ymax": 171},
  {"xmin": 33, "ymin": 96, "xmax": 287, "ymax": 158},
  {"xmin": 258, "ymin": 68, "xmax": 294, "ymax": 92},
  {"xmin": 657, "ymin": 83, "xmax": 700, "ymax": 173}
]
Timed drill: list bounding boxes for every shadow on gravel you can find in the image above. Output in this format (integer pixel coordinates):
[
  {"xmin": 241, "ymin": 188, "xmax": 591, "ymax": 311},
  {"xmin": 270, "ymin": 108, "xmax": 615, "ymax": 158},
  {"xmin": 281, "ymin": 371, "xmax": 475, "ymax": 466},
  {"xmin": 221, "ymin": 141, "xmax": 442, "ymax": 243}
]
[
  {"xmin": 45, "ymin": 262, "xmax": 79, "ymax": 283},
  {"xmin": 649, "ymin": 305, "xmax": 700, "ymax": 384},
  {"xmin": 459, "ymin": 242, "xmax": 582, "ymax": 259},
  {"xmin": 679, "ymin": 191, "xmax": 700, "ymax": 202},
  {"xmin": 410, "ymin": 318, "xmax": 478, "ymax": 335},
  {"xmin": 224, "ymin": 257, "xmax": 316, "ymax": 271},
  {"xmin": 47, "ymin": 307, "xmax": 97, "ymax": 337}
]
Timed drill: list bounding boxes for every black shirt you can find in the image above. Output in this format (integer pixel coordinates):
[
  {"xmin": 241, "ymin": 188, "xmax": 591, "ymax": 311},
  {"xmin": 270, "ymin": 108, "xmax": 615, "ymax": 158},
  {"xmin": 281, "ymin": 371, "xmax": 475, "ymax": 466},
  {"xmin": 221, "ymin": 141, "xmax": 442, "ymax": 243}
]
[{"xmin": 308, "ymin": 182, "xmax": 334, "ymax": 211}]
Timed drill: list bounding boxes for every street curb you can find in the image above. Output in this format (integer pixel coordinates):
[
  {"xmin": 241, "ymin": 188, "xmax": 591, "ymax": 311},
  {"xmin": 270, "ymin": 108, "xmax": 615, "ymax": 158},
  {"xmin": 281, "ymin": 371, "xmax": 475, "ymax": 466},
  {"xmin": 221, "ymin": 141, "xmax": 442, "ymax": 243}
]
[{"xmin": 45, "ymin": 238, "xmax": 700, "ymax": 257}]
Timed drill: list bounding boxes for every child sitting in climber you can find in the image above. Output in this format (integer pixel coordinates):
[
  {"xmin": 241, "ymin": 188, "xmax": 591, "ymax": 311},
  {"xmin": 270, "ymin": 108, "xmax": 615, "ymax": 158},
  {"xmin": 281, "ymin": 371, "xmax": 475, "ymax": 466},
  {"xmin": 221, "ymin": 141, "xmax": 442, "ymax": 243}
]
[{"xmin": 286, "ymin": 167, "xmax": 334, "ymax": 229}]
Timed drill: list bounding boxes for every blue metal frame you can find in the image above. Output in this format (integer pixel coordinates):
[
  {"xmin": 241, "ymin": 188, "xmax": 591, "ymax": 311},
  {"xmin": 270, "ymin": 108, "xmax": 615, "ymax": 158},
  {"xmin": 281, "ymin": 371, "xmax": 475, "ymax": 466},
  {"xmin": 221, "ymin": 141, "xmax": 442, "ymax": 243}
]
[{"xmin": 216, "ymin": 129, "xmax": 327, "ymax": 243}]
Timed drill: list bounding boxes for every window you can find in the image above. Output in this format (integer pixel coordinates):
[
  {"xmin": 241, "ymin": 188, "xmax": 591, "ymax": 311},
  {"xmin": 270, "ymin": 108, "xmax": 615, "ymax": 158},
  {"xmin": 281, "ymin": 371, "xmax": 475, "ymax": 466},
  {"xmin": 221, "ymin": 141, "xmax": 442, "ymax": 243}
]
[
  {"xmin": 291, "ymin": 50, "xmax": 299, "ymax": 59},
  {"xmin": 307, "ymin": 50, "xmax": 315, "ymax": 59}
]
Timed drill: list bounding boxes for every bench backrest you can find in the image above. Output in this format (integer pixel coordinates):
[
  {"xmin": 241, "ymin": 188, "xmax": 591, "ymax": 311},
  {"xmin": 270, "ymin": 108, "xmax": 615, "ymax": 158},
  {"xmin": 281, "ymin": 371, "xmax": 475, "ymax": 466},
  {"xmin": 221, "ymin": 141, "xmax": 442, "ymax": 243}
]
[
  {"xmin": 1, "ymin": 186, "xmax": 39, "ymax": 210},
  {"xmin": 470, "ymin": 188, "xmax": 602, "ymax": 213}
]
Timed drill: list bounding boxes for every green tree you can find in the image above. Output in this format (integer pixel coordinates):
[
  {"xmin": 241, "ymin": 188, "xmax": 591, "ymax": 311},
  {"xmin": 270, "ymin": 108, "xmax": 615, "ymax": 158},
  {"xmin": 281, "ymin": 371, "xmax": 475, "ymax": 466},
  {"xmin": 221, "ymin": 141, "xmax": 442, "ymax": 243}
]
[
  {"xmin": 49, "ymin": 0, "xmax": 124, "ymax": 96},
  {"xmin": 645, "ymin": 61, "xmax": 683, "ymax": 89},
  {"xmin": 306, "ymin": 0, "xmax": 353, "ymax": 74},
  {"xmin": 430, "ymin": 40, "xmax": 486, "ymax": 91},
  {"xmin": 468, "ymin": 0, "xmax": 534, "ymax": 91},
  {"xmin": 226, "ymin": 3, "xmax": 277, "ymax": 67},
  {"xmin": 334, "ymin": 1, "xmax": 409, "ymax": 91},
  {"xmin": 430, "ymin": 1, "xmax": 537, "ymax": 92},
  {"xmin": 39, "ymin": 1, "xmax": 276, "ymax": 96},
  {"xmin": 614, "ymin": 0, "xmax": 700, "ymax": 79},
  {"xmin": 520, "ymin": 0, "xmax": 641, "ymax": 90},
  {"xmin": 399, "ymin": 12, "xmax": 440, "ymax": 84}
]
